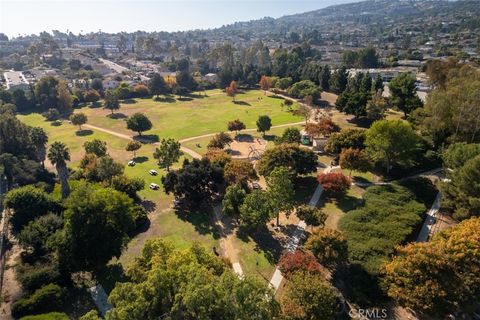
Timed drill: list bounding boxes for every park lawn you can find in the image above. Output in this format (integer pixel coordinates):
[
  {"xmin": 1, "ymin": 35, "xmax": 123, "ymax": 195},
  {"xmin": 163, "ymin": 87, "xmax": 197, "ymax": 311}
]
[
  {"xmin": 332, "ymin": 167, "xmax": 379, "ymax": 184},
  {"xmin": 119, "ymin": 208, "xmax": 220, "ymax": 266},
  {"xmin": 124, "ymin": 151, "xmax": 192, "ymax": 207},
  {"xmin": 232, "ymin": 235, "xmax": 276, "ymax": 282},
  {"xmin": 17, "ymin": 113, "xmax": 191, "ymax": 207},
  {"xmin": 321, "ymin": 185, "xmax": 365, "ymax": 230},
  {"xmin": 329, "ymin": 107, "xmax": 405, "ymax": 130},
  {"xmin": 75, "ymin": 89, "xmax": 302, "ymax": 141},
  {"xmin": 17, "ymin": 113, "xmax": 131, "ymax": 165}
]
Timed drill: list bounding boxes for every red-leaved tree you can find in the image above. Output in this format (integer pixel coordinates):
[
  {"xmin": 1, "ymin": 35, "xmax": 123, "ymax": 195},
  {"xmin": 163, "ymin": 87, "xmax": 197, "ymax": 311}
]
[
  {"xmin": 278, "ymin": 250, "xmax": 321, "ymax": 277},
  {"xmin": 317, "ymin": 172, "xmax": 351, "ymax": 197},
  {"xmin": 226, "ymin": 81, "xmax": 238, "ymax": 101}
]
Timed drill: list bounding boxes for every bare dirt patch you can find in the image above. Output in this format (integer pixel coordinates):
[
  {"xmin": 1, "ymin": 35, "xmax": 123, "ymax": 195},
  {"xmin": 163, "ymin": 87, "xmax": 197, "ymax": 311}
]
[{"xmin": 229, "ymin": 135, "xmax": 267, "ymax": 159}]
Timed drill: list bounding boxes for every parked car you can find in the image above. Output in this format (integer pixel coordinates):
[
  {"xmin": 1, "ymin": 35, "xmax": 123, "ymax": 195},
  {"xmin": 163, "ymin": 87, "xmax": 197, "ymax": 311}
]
[
  {"xmin": 149, "ymin": 169, "xmax": 158, "ymax": 176},
  {"xmin": 128, "ymin": 160, "xmax": 136, "ymax": 167},
  {"xmin": 149, "ymin": 183, "xmax": 159, "ymax": 190}
]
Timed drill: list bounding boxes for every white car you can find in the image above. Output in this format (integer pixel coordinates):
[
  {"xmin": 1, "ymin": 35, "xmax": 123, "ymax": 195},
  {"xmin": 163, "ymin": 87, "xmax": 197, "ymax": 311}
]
[
  {"xmin": 128, "ymin": 160, "xmax": 136, "ymax": 167},
  {"xmin": 149, "ymin": 169, "xmax": 158, "ymax": 176},
  {"xmin": 149, "ymin": 183, "xmax": 159, "ymax": 190}
]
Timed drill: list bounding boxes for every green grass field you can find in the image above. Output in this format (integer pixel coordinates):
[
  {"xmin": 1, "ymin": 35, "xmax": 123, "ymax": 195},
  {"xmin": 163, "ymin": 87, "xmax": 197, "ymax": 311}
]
[
  {"xmin": 17, "ymin": 113, "xmax": 133, "ymax": 165},
  {"xmin": 321, "ymin": 185, "xmax": 365, "ymax": 230},
  {"xmin": 75, "ymin": 89, "xmax": 302, "ymax": 140}
]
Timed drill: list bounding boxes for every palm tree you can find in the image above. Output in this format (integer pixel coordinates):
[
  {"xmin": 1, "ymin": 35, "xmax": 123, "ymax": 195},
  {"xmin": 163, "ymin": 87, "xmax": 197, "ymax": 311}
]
[
  {"xmin": 29, "ymin": 127, "xmax": 48, "ymax": 167},
  {"xmin": 48, "ymin": 141, "xmax": 71, "ymax": 199}
]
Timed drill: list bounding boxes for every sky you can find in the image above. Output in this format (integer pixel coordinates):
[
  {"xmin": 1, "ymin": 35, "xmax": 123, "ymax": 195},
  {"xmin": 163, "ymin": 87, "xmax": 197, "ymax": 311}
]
[{"xmin": 0, "ymin": 0, "xmax": 354, "ymax": 38}]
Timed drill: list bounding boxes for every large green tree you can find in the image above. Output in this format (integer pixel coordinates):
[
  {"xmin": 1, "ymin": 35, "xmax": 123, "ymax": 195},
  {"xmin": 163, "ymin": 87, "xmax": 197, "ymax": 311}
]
[
  {"xmin": 240, "ymin": 190, "xmax": 273, "ymax": 230},
  {"xmin": 106, "ymin": 240, "xmax": 279, "ymax": 320},
  {"xmin": 148, "ymin": 73, "xmax": 168, "ymax": 98},
  {"xmin": 281, "ymin": 271, "xmax": 340, "ymax": 320},
  {"xmin": 126, "ymin": 113, "xmax": 152, "ymax": 136},
  {"xmin": 153, "ymin": 138, "xmax": 182, "ymax": 171},
  {"xmin": 258, "ymin": 143, "xmax": 317, "ymax": 178},
  {"xmin": 383, "ymin": 217, "xmax": 480, "ymax": 317},
  {"xmin": 442, "ymin": 155, "xmax": 480, "ymax": 220},
  {"xmin": 256, "ymin": 115, "xmax": 272, "ymax": 136},
  {"xmin": 103, "ymin": 89, "xmax": 120, "ymax": 114},
  {"xmin": 162, "ymin": 158, "xmax": 223, "ymax": 206},
  {"xmin": 59, "ymin": 183, "xmax": 135, "ymax": 272},
  {"xmin": 267, "ymin": 166, "xmax": 295, "ymax": 226},
  {"xmin": 389, "ymin": 73, "xmax": 423, "ymax": 117},
  {"xmin": 3, "ymin": 185, "xmax": 56, "ymax": 231},
  {"xmin": 365, "ymin": 120, "xmax": 420, "ymax": 174},
  {"xmin": 83, "ymin": 139, "xmax": 107, "ymax": 157}
]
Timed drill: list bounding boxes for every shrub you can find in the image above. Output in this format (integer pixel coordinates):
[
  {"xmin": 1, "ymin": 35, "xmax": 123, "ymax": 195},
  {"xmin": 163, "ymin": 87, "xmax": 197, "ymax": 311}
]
[
  {"xmin": 317, "ymin": 172, "xmax": 351, "ymax": 197},
  {"xmin": 16, "ymin": 259, "xmax": 63, "ymax": 291},
  {"xmin": 18, "ymin": 213, "xmax": 63, "ymax": 256},
  {"xmin": 278, "ymin": 250, "xmax": 321, "ymax": 277},
  {"xmin": 3, "ymin": 185, "xmax": 56, "ymax": 231},
  {"xmin": 305, "ymin": 229, "xmax": 348, "ymax": 267},
  {"xmin": 339, "ymin": 183, "xmax": 425, "ymax": 275},
  {"xmin": 287, "ymin": 80, "xmax": 321, "ymax": 100},
  {"xmin": 84, "ymin": 89, "xmax": 101, "ymax": 102},
  {"xmin": 281, "ymin": 271, "xmax": 340, "ymax": 320},
  {"xmin": 12, "ymin": 284, "xmax": 66, "ymax": 318},
  {"xmin": 296, "ymin": 206, "xmax": 327, "ymax": 228},
  {"xmin": 42, "ymin": 108, "xmax": 60, "ymax": 121}
]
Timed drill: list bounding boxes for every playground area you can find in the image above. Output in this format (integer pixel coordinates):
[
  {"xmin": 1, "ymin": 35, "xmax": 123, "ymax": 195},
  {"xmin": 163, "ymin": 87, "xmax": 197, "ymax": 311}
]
[{"xmin": 228, "ymin": 134, "xmax": 267, "ymax": 160}]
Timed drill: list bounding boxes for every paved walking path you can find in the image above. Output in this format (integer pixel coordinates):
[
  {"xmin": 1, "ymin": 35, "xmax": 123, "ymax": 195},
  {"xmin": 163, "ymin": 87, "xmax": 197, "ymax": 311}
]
[
  {"xmin": 416, "ymin": 192, "xmax": 442, "ymax": 242},
  {"xmin": 268, "ymin": 165, "xmax": 335, "ymax": 291},
  {"xmin": 88, "ymin": 284, "xmax": 112, "ymax": 316}
]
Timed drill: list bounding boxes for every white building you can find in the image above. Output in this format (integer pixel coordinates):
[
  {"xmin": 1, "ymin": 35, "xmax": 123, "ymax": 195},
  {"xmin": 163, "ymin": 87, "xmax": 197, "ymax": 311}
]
[
  {"xmin": 3, "ymin": 71, "xmax": 30, "ymax": 91},
  {"xmin": 203, "ymin": 73, "xmax": 218, "ymax": 83}
]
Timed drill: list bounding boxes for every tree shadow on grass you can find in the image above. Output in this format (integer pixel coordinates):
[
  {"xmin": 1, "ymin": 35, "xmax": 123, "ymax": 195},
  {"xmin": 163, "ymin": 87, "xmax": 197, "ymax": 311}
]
[
  {"xmin": 154, "ymin": 95, "xmax": 176, "ymax": 103},
  {"xmin": 352, "ymin": 176, "xmax": 371, "ymax": 187},
  {"xmin": 294, "ymin": 176, "xmax": 318, "ymax": 204},
  {"xmin": 76, "ymin": 129, "xmax": 93, "ymax": 136},
  {"xmin": 316, "ymin": 99, "xmax": 332, "ymax": 107},
  {"xmin": 122, "ymin": 99, "xmax": 137, "ymax": 104},
  {"xmin": 236, "ymin": 134, "xmax": 254, "ymax": 142},
  {"xmin": 233, "ymin": 100, "xmax": 251, "ymax": 106},
  {"xmin": 50, "ymin": 120, "xmax": 62, "ymax": 126},
  {"xmin": 134, "ymin": 134, "xmax": 159, "ymax": 143},
  {"xmin": 187, "ymin": 93, "xmax": 206, "ymax": 99},
  {"xmin": 140, "ymin": 199, "xmax": 157, "ymax": 213},
  {"xmin": 107, "ymin": 112, "xmax": 127, "ymax": 119},
  {"xmin": 133, "ymin": 156, "xmax": 149, "ymax": 163},
  {"xmin": 236, "ymin": 227, "xmax": 283, "ymax": 265},
  {"xmin": 174, "ymin": 202, "xmax": 220, "ymax": 239},
  {"xmin": 262, "ymin": 134, "xmax": 277, "ymax": 142},
  {"xmin": 177, "ymin": 97, "xmax": 194, "ymax": 101},
  {"xmin": 346, "ymin": 117, "xmax": 373, "ymax": 128},
  {"xmin": 324, "ymin": 194, "xmax": 363, "ymax": 213}
]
